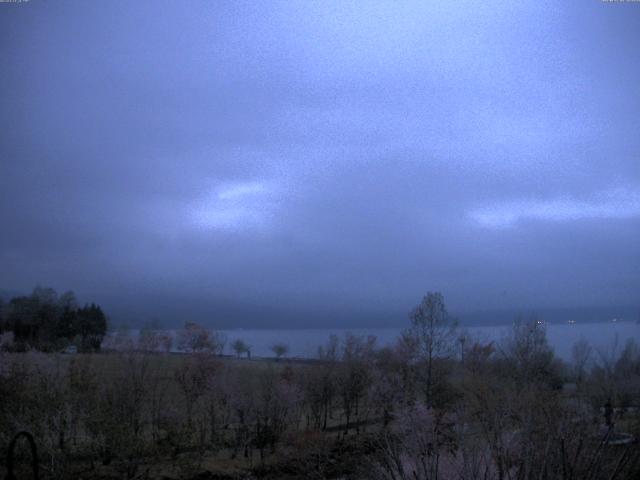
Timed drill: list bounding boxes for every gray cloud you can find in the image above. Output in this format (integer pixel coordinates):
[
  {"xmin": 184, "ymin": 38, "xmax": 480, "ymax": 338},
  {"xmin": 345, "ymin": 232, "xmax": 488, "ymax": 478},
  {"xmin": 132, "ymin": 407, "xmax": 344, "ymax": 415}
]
[{"xmin": 1, "ymin": 0, "xmax": 639, "ymax": 327}]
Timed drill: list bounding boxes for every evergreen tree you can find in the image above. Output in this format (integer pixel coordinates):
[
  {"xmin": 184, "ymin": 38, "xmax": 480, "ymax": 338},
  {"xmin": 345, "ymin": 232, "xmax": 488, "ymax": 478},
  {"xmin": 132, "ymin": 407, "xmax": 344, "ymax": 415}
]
[{"xmin": 3, "ymin": 287, "xmax": 108, "ymax": 351}]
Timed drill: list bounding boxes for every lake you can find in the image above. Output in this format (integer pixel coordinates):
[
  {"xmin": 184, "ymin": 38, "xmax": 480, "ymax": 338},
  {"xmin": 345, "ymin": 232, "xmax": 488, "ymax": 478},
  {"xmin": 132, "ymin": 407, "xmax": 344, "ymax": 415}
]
[{"xmin": 218, "ymin": 321, "xmax": 639, "ymax": 361}]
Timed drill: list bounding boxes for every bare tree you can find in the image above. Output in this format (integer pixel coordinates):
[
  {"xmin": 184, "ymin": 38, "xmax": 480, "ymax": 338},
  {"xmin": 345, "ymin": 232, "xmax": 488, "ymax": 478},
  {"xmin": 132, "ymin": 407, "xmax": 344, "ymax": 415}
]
[
  {"xmin": 85, "ymin": 353, "xmax": 152, "ymax": 478},
  {"xmin": 372, "ymin": 343, "xmax": 417, "ymax": 426},
  {"xmin": 252, "ymin": 367, "xmax": 301, "ymax": 463},
  {"xmin": 302, "ymin": 336, "xmax": 340, "ymax": 431},
  {"xmin": 336, "ymin": 333, "xmax": 376, "ymax": 434},
  {"xmin": 271, "ymin": 342, "xmax": 289, "ymax": 360},
  {"xmin": 174, "ymin": 354, "xmax": 219, "ymax": 433},
  {"xmin": 137, "ymin": 320, "xmax": 162, "ymax": 352},
  {"xmin": 405, "ymin": 292, "xmax": 457, "ymax": 404},
  {"xmin": 371, "ymin": 405, "xmax": 456, "ymax": 480},
  {"xmin": 231, "ymin": 338, "xmax": 250, "ymax": 359},
  {"xmin": 109, "ymin": 323, "xmax": 135, "ymax": 352},
  {"xmin": 499, "ymin": 316, "xmax": 556, "ymax": 386},
  {"xmin": 572, "ymin": 337, "xmax": 592, "ymax": 385},
  {"xmin": 177, "ymin": 321, "xmax": 214, "ymax": 353}
]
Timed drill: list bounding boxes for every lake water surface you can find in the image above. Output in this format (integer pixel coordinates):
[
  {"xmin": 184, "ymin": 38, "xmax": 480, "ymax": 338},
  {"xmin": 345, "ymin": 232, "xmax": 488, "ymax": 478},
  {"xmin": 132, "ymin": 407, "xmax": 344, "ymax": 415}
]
[{"xmin": 218, "ymin": 321, "xmax": 639, "ymax": 361}]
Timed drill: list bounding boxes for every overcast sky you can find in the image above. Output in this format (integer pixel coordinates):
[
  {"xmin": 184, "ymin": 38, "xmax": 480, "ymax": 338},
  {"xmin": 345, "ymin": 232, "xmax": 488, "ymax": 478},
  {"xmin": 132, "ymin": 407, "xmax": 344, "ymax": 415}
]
[{"xmin": 1, "ymin": 1, "xmax": 639, "ymax": 327}]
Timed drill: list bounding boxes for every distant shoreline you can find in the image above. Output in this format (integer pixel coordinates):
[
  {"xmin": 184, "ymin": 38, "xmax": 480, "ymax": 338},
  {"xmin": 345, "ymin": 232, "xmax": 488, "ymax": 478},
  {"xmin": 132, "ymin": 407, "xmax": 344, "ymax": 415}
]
[{"xmin": 108, "ymin": 318, "xmax": 636, "ymax": 333}]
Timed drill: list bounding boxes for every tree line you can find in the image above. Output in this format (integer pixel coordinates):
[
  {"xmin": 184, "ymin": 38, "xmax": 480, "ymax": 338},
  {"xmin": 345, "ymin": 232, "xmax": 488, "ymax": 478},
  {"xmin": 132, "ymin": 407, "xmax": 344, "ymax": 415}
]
[{"xmin": 0, "ymin": 286, "xmax": 107, "ymax": 352}]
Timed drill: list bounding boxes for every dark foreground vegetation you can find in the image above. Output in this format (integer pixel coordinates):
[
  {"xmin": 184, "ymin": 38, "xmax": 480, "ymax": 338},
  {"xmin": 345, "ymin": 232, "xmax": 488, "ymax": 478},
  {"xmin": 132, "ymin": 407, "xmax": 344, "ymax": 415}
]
[{"xmin": 1, "ymin": 292, "xmax": 639, "ymax": 479}]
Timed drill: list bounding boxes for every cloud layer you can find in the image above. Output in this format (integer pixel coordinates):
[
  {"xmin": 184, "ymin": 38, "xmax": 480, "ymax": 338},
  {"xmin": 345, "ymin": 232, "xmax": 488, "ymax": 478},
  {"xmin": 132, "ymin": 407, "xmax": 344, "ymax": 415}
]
[
  {"xmin": 470, "ymin": 188, "xmax": 640, "ymax": 228},
  {"xmin": 1, "ymin": 1, "xmax": 639, "ymax": 326}
]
